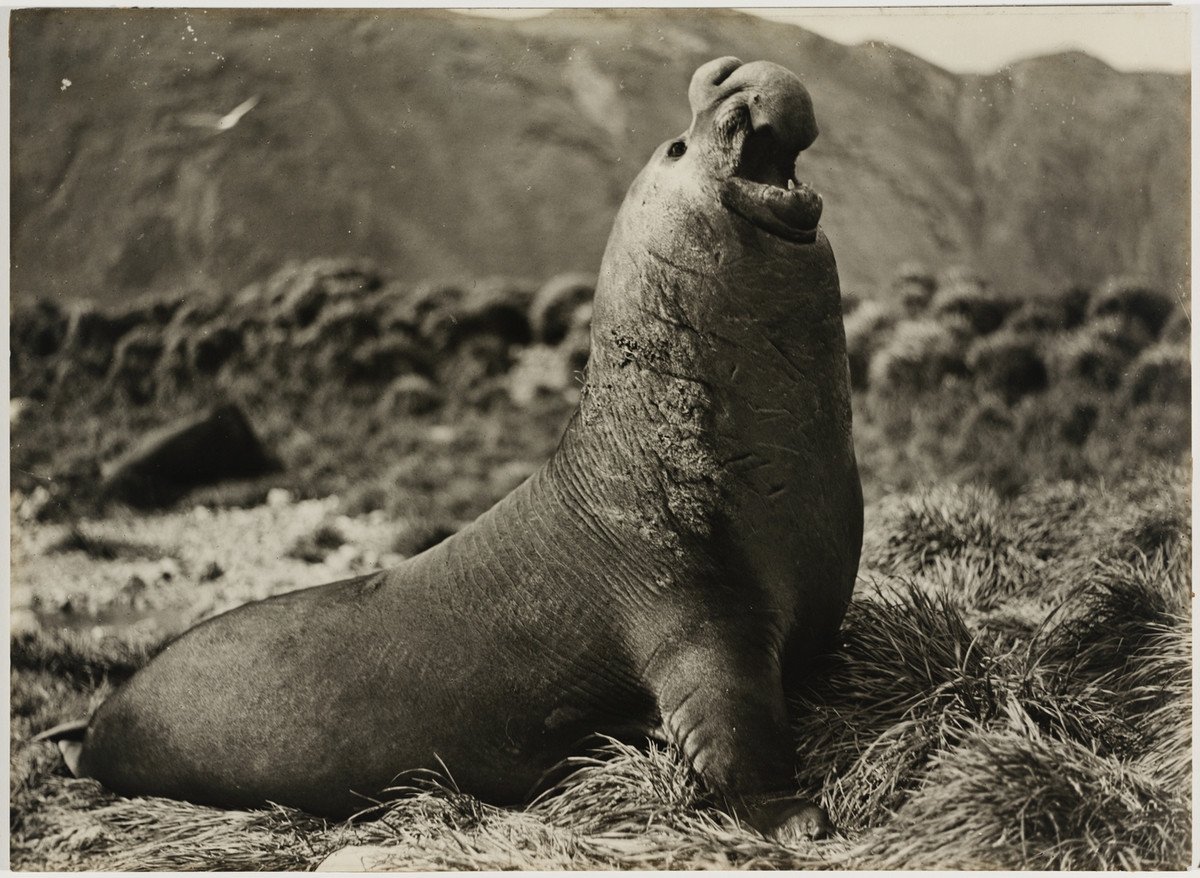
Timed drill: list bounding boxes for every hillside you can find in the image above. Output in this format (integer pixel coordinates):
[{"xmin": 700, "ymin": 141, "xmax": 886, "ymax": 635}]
[{"xmin": 10, "ymin": 8, "xmax": 1189, "ymax": 307}]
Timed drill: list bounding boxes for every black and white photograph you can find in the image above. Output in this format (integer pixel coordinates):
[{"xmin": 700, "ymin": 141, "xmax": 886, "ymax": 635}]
[{"xmin": 9, "ymin": 3, "xmax": 1192, "ymax": 870}]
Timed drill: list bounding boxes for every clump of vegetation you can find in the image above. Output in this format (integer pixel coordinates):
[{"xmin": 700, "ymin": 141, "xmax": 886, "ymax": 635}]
[
  {"xmin": 1049, "ymin": 322, "xmax": 1131, "ymax": 390},
  {"xmin": 965, "ymin": 331, "xmax": 1048, "ymax": 404},
  {"xmin": 889, "ymin": 261, "xmax": 937, "ymax": 314},
  {"xmin": 12, "ymin": 261, "xmax": 1186, "ymax": 515},
  {"xmin": 529, "ymin": 272, "xmax": 595, "ymax": 345},
  {"xmin": 930, "ymin": 276, "xmax": 1013, "ymax": 335},
  {"xmin": 1123, "ymin": 342, "xmax": 1190, "ymax": 407},
  {"xmin": 864, "ymin": 721, "xmax": 1186, "ymax": 869},
  {"xmin": 1088, "ymin": 275, "xmax": 1178, "ymax": 337},
  {"xmin": 1160, "ymin": 305, "xmax": 1191, "ymax": 343},
  {"xmin": 846, "ymin": 266, "xmax": 1185, "ymax": 497},
  {"xmin": 9, "ymin": 258, "xmax": 1191, "ymax": 869},
  {"xmin": 862, "ymin": 482, "xmax": 1010, "ymax": 575},
  {"xmin": 867, "ymin": 318, "xmax": 968, "ymax": 399},
  {"xmin": 843, "ymin": 299, "xmax": 901, "ymax": 390},
  {"xmin": 286, "ymin": 521, "xmax": 347, "ymax": 563}
]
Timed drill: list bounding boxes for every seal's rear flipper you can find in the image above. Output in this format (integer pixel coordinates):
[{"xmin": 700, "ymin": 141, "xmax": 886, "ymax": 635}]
[{"xmin": 32, "ymin": 718, "xmax": 89, "ymax": 777}]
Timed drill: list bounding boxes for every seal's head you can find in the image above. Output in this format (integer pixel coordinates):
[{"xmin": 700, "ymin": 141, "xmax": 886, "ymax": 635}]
[
  {"xmin": 612, "ymin": 56, "xmax": 824, "ymax": 254},
  {"xmin": 682, "ymin": 56, "xmax": 822, "ymax": 243},
  {"xmin": 595, "ymin": 57, "xmax": 836, "ymax": 343}
]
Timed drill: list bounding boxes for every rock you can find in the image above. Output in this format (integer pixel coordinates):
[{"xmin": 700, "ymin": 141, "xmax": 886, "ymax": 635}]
[
  {"xmin": 100, "ymin": 403, "xmax": 281, "ymax": 508},
  {"xmin": 199, "ymin": 561, "xmax": 225, "ymax": 582}
]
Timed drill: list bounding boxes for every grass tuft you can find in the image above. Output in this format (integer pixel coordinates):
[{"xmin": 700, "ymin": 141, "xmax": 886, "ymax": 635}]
[
  {"xmin": 286, "ymin": 520, "xmax": 347, "ymax": 563},
  {"xmin": 11, "ymin": 627, "xmax": 160, "ymax": 689},
  {"xmin": 862, "ymin": 722, "xmax": 1189, "ymax": 870},
  {"xmin": 1043, "ymin": 552, "xmax": 1190, "ymax": 681},
  {"xmin": 861, "ymin": 482, "xmax": 1017, "ymax": 575},
  {"xmin": 965, "ymin": 331, "xmax": 1049, "ymax": 404},
  {"xmin": 867, "ymin": 318, "xmax": 969, "ymax": 399},
  {"xmin": 791, "ymin": 584, "xmax": 1007, "ymax": 830}
]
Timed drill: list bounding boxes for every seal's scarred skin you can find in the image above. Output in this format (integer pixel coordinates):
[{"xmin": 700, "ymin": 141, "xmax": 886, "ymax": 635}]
[{"xmin": 43, "ymin": 57, "xmax": 862, "ymax": 842}]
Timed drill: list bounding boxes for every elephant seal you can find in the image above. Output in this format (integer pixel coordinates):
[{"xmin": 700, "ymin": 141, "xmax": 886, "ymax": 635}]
[{"xmin": 38, "ymin": 57, "xmax": 862, "ymax": 841}]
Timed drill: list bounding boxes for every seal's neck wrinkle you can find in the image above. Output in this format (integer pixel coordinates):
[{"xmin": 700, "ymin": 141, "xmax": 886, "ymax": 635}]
[{"xmin": 569, "ymin": 219, "xmax": 851, "ymax": 566}]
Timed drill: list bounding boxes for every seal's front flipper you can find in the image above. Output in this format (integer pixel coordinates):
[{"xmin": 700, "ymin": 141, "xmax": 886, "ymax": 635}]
[
  {"xmin": 651, "ymin": 641, "xmax": 829, "ymax": 843},
  {"xmin": 32, "ymin": 718, "xmax": 89, "ymax": 777}
]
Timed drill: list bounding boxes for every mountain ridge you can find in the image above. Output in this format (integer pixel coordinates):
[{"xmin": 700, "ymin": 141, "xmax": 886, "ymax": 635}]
[{"xmin": 10, "ymin": 7, "xmax": 1189, "ymax": 307}]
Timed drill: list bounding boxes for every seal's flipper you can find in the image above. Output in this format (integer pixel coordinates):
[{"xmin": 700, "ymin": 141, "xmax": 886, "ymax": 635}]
[{"xmin": 32, "ymin": 718, "xmax": 89, "ymax": 777}]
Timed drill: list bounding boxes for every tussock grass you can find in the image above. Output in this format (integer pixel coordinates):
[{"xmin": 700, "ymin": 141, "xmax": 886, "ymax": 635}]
[
  {"xmin": 11, "ymin": 780, "xmax": 335, "ymax": 871},
  {"xmin": 889, "ymin": 263, "xmax": 937, "ymax": 315},
  {"xmin": 861, "ymin": 482, "xmax": 1017, "ymax": 575},
  {"xmin": 862, "ymin": 719, "xmax": 1189, "ymax": 870},
  {"xmin": 930, "ymin": 278, "xmax": 1014, "ymax": 335},
  {"xmin": 11, "ymin": 627, "xmax": 162, "ymax": 688},
  {"xmin": 1050, "ymin": 323, "xmax": 1131, "ymax": 390},
  {"xmin": 790, "ymin": 584, "xmax": 1011, "ymax": 831},
  {"xmin": 13, "ymin": 469, "xmax": 1190, "ymax": 869},
  {"xmin": 8, "ymin": 257, "xmax": 1191, "ymax": 868},
  {"xmin": 1043, "ymin": 552, "xmax": 1190, "ymax": 681},
  {"xmin": 842, "ymin": 299, "xmax": 901, "ymax": 390},
  {"xmin": 286, "ymin": 520, "xmax": 347, "ymax": 563},
  {"xmin": 965, "ymin": 331, "xmax": 1049, "ymax": 404},
  {"xmin": 13, "ymin": 264, "xmax": 1188, "ymax": 522},
  {"xmin": 866, "ymin": 318, "xmax": 969, "ymax": 400},
  {"xmin": 1088, "ymin": 275, "xmax": 1179, "ymax": 338},
  {"xmin": 1123, "ymin": 341, "xmax": 1190, "ymax": 407}
]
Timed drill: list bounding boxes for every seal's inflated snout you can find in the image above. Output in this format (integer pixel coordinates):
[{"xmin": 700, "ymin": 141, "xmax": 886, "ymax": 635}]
[
  {"xmin": 689, "ymin": 56, "xmax": 818, "ymax": 154},
  {"xmin": 683, "ymin": 56, "xmax": 823, "ymax": 243}
]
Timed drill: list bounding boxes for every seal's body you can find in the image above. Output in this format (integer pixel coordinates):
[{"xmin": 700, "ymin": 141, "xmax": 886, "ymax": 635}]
[{"xmin": 45, "ymin": 57, "xmax": 862, "ymax": 840}]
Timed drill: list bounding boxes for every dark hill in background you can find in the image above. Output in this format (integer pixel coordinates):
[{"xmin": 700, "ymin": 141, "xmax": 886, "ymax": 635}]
[{"xmin": 10, "ymin": 7, "xmax": 1190, "ymax": 307}]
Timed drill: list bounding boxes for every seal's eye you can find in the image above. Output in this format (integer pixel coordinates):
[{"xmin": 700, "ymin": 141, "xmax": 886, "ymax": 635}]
[{"xmin": 667, "ymin": 140, "xmax": 687, "ymax": 158}]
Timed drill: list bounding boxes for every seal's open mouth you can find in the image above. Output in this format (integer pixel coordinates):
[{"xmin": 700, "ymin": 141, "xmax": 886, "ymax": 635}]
[{"xmin": 720, "ymin": 118, "xmax": 823, "ymax": 244}]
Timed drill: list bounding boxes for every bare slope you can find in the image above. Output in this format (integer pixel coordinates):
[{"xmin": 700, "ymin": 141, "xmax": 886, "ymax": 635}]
[{"xmin": 10, "ymin": 8, "xmax": 1189, "ymax": 306}]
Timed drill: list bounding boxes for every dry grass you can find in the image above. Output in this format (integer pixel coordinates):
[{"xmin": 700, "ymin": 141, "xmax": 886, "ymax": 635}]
[
  {"xmin": 9, "ymin": 263, "xmax": 1191, "ymax": 869},
  {"xmin": 11, "ymin": 469, "xmax": 1189, "ymax": 871}
]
